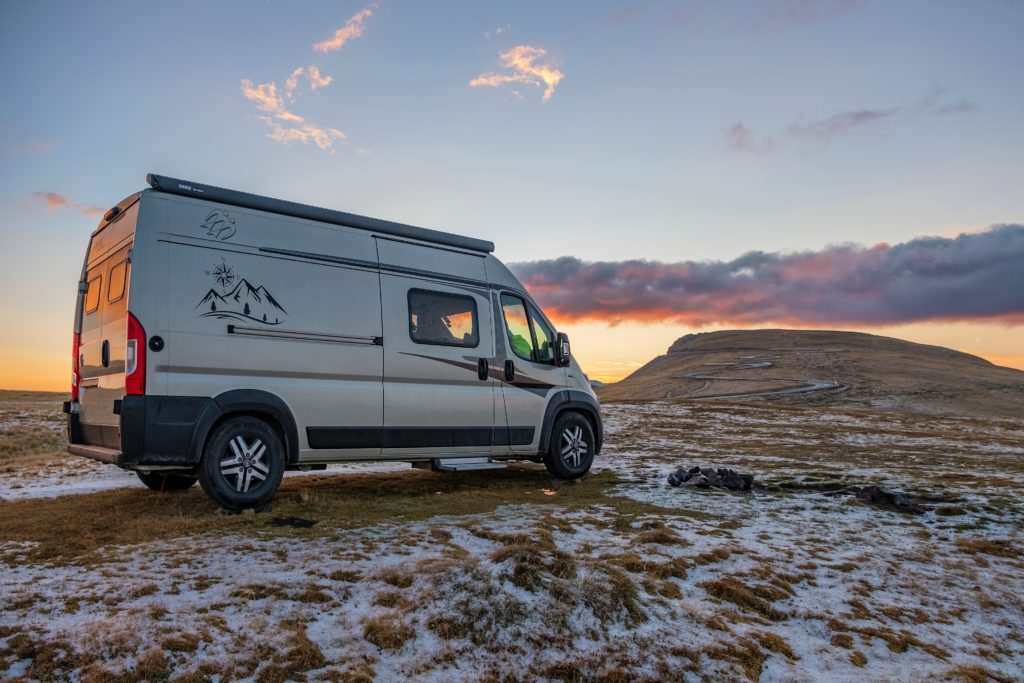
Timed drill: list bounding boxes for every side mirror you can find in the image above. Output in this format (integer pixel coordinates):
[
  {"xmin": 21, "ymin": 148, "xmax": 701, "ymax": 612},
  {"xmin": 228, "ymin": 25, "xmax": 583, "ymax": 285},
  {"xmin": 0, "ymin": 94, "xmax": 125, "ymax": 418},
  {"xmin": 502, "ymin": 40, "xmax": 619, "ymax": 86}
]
[{"xmin": 555, "ymin": 332, "xmax": 571, "ymax": 367}]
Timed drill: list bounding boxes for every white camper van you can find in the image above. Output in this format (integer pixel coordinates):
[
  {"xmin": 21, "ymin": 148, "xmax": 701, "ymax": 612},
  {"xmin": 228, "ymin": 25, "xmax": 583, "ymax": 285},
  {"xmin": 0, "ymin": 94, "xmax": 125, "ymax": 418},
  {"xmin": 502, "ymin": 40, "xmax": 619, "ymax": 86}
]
[{"xmin": 65, "ymin": 174, "xmax": 602, "ymax": 510}]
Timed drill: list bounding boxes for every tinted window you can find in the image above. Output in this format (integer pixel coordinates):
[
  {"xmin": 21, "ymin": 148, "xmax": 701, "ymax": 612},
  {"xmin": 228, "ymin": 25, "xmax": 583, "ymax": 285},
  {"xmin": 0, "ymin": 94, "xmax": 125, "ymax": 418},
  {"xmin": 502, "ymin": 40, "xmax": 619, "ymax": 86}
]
[
  {"xmin": 85, "ymin": 276, "xmax": 102, "ymax": 313},
  {"xmin": 530, "ymin": 306, "xmax": 556, "ymax": 363},
  {"xmin": 408, "ymin": 289, "xmax": 479, "ymax": 347},
  {"xmin": 501, "ymin": 294, "xmax": 535, "ymax": 362},
  {"xmin": 107, "ymin": 261, "xmax": 127, "ymax": 303}
]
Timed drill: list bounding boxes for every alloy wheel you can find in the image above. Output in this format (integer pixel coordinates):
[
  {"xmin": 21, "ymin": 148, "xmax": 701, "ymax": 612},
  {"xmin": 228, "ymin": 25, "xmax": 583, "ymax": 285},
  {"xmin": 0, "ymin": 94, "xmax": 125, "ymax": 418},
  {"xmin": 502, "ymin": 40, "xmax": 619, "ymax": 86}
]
[
  {"xmin": 220, "ymin": 435, "xmax": 270, "ymax": 493},
  {"xmin": 560, "ymin": 425, "xmax": 588, "ymax": 467}
]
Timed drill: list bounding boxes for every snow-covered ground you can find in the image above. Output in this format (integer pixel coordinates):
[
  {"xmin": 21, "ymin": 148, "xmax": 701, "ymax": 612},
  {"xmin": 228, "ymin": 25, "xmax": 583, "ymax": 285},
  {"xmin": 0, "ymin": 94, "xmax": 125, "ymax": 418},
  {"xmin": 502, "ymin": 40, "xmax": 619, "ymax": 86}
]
[{"xmin": 2, "ymin": 400, "xmax": 1023, "ymax": 681}]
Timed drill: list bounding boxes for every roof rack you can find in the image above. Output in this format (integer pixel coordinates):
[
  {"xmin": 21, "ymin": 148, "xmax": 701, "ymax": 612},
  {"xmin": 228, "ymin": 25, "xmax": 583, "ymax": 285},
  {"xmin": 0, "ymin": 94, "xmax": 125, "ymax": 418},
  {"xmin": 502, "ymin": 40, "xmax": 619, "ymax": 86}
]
[{"xmin": 145, "ymin": 173, "xmax": 495, "ymax": 254}]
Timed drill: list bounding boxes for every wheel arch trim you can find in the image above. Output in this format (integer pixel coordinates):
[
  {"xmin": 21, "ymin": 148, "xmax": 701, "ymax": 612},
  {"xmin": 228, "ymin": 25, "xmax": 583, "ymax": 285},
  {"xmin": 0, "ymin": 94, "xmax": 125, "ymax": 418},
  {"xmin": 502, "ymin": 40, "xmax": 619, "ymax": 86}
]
[
  {"xmin": 538, "ymin": 390, "xmax": 603, "ymax": 456},
  {"xmin": 191, "ymin": 390, "xmax": 300, "ymax": 464}
]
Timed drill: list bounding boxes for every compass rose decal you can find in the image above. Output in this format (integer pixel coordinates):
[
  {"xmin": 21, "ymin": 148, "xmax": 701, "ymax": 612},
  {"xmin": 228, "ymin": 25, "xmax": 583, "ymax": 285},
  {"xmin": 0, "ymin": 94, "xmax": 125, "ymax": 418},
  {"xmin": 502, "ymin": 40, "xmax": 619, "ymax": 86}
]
[{"xmin": 207, "ymin": 258, "xmax": 237, "ymax": 292}]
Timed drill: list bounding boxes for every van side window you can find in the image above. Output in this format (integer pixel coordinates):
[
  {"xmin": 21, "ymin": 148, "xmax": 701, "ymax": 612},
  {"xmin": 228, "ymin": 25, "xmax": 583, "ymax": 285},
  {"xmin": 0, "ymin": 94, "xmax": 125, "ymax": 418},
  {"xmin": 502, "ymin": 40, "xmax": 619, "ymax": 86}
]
[
  {"xmin": 501, "ymin": 294, "xmax": 536, "ymax": 362},
  {"xmin": 529, "ymin": 306, "xmax": 556, "ymax": 363},
  {"xmin": 85, "ymin": 275, "xmax": 102, "ymax": 313},
  {"xmin": 107, "ymin": 261, "xmax": 127, "ymax": 303},
  {"xmin": 408, "ymin": 289, "xmax": 479, "ymax": 348}
]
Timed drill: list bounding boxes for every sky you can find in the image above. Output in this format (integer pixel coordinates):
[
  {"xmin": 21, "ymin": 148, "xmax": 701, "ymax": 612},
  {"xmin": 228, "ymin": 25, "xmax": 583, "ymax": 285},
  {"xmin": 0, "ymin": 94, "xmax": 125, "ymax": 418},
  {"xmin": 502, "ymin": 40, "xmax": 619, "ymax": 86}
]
[{"xmin": 1, "ymin": 0, "xmax": 1022, "ymax": 390}]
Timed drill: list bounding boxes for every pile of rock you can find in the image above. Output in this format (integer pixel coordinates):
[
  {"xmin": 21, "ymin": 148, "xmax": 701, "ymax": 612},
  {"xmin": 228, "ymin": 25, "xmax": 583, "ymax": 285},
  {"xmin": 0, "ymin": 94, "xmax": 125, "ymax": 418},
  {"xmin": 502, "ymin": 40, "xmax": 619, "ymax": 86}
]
[
  {"xmin": 855, "ymin": 485, "xmax": 925, "ymax": 514},
  {"xmin": 668, "ymin": 466, "xmax": 754, "ymax": 492}
]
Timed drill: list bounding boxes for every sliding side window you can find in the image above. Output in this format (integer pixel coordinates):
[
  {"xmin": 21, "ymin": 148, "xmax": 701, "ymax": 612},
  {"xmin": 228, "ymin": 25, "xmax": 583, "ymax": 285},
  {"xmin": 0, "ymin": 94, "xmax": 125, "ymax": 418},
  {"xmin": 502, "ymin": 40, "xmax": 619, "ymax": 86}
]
[{"xmin": 408, "ymin": 289, "xmax": 479, "ymax": 348}]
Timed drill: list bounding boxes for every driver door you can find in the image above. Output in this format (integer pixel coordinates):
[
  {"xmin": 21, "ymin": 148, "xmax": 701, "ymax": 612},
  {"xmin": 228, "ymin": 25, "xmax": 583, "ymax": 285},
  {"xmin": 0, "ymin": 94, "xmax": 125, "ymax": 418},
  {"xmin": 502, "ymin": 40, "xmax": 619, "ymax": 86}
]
[{"xmin": 497, "ymin": 292, "xmax": 566, "ymax": 453}]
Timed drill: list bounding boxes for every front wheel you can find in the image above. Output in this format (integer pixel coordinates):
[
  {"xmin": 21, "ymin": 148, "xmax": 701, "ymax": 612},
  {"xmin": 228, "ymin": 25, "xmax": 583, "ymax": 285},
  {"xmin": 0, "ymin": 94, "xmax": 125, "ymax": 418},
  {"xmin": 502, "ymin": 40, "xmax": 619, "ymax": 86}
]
[
  {"xmin": 544, "ymin": 412, "xmax": 595, "ymax": 480},
  {"xmin": 197, "ymin": 416, "xmax": 285, "ymax": 511},
  {"xmin": 136, "ymin": 471, "xmax": 197, "ymax": 491}
]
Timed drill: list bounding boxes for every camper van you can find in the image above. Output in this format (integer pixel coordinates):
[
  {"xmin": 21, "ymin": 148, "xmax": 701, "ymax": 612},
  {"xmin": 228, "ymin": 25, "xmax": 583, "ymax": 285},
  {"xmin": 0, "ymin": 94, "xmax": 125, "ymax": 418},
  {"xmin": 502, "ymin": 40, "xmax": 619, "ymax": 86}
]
[{"xmin": 65, "ymin": 174, "xmax": 602, "ymax": 510}]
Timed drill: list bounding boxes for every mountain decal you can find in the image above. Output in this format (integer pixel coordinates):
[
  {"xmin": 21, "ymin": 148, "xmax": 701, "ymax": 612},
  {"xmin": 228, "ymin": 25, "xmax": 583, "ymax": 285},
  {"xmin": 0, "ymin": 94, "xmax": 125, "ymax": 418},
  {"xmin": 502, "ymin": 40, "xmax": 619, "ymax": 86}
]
[{"xmin": 195, "ymin": 277, "xmax": 288, "ymax": 326}]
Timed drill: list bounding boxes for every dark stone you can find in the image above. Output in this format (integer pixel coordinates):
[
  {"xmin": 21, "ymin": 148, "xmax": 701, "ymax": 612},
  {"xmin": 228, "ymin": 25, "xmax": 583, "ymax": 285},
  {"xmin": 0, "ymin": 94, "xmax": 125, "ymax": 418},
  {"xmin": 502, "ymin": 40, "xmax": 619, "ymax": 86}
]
[
  {"xmin": 855, "ymin": 485, "xmax": 924, "ymax": 514},
  {"xmin": 668, "ymin": 465, "xmax": 753, "ymax": 491}
]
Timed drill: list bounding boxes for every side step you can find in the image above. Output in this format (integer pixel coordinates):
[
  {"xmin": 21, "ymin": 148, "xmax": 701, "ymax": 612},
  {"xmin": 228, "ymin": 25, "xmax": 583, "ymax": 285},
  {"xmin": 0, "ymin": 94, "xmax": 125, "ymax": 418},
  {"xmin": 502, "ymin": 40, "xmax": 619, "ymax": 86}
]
[
  {"xmin": 67, "ymin": 443, "xmax": 121, "ymax": 465},
  {"xmin": 420, "ymin": 457, "xmax": 507, "ymax": 472}
]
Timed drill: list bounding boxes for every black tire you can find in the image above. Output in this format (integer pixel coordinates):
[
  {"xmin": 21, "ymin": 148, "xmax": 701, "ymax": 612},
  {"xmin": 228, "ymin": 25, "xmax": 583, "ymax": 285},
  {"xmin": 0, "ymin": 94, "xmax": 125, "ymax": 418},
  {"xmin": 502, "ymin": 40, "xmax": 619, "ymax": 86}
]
[
  {"xmin": 136, "ymin": 471, "xmax": 197, "ymax": 491},
  {"xmin": 544, "ymin": 411, "xmax": 595, "ymax": 480},
  {"xmin": 197, "ymin": 416, "xmax": 285, "ymax": 511}
]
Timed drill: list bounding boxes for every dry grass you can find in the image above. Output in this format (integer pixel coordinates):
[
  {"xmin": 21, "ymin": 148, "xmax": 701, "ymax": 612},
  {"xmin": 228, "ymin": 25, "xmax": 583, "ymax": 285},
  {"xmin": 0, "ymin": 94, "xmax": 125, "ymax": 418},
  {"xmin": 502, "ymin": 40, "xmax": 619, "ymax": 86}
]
[
  {"xmin": 363, "ymin": 614, "xmax": 415, "ymax": 651},
  {"xmin": 0, "ymin": 467, "xmax": 673, "ymax": 565},
  {"xmin": 699, "ymin": 576, "xmax": 789, "ymax": 622}
]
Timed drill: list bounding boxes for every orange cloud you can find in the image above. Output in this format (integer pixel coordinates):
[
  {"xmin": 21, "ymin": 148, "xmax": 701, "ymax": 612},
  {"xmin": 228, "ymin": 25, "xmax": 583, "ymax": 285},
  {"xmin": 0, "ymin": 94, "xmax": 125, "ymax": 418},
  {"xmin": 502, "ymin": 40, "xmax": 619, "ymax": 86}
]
[
  {"xmin": 31, "ymin": 192, "xmax": 106, "ymax": 217},
  {"xmin": 313, "ymin": 4, "xmax": 376, "ymax": 53},
  {"xmin": 241, "ymin": 74, "xmax": 345, "ymax": 152},
  {"xmin": 241, "ymin": 80, "xmax": 304, "ymax": 122},
  {"xmin": 32, "ymin": 191, "xmax": 67, "ymax": 211},
  {"xmin": 263, "ymin": 120, "xmax": 346, "ymax": 151},
  {"xmin": 285, "ymin": 65, "xmax": 333, "ymax": 99},
  {"xmin": 470, "ymin": 45, "xmax": 564, "ymax": 102}
]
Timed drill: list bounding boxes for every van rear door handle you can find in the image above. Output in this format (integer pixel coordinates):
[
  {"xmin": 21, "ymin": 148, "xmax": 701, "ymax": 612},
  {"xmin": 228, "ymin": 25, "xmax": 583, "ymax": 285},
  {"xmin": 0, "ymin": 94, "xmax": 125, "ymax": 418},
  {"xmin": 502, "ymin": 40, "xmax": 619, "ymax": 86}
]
[
  {"xmin": 101, "ymin": 340, "xmax": 110, "ymax": 368},
  {"xmin": 504, "ymin": 360, "xmax": 515, "ymax": 382},
  {"xmin": 477, "ymin": 358, "xmax": 489, "ymax": 381}
]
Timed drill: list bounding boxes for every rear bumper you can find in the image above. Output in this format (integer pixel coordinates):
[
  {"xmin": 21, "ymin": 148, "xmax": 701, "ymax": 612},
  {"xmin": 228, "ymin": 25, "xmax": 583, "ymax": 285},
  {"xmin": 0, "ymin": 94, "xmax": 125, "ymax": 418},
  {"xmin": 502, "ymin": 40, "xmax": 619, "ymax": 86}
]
[{"xmin": 67, "ymin": 395, "xmax": 219, "ymax": 468}]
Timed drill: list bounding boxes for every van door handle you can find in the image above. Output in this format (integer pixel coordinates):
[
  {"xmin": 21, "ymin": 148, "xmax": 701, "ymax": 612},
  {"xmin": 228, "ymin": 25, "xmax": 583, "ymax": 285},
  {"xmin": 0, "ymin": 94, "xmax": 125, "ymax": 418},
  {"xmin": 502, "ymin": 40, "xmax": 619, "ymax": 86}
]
[
  {"xmin": 101, "ymin": 340, "xmax": 110, "ymax": 368},
  {"xmin": 477, "ymin": 358, "xmax": 489, "ymax": 381},
  {"xmin": 504, "ymin": 360, "xmax": 515, "ymax": 382}
]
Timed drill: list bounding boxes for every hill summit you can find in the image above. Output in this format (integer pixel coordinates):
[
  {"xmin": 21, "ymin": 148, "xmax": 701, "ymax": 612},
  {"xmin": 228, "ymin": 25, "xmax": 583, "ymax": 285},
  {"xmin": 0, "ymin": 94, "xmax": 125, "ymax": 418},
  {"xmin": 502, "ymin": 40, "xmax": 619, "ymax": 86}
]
[{"xmin": 597, "ymin": 329, "xmax": 1024, "ymax": 419}]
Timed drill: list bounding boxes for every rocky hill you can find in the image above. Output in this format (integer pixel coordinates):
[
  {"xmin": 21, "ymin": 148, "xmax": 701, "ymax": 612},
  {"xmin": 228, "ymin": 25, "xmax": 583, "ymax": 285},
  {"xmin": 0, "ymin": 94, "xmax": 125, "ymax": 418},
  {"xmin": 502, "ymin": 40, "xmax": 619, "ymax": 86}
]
[{"xmin": 597, "ymin": 329, "xmax": 1024, "ymax": 418}]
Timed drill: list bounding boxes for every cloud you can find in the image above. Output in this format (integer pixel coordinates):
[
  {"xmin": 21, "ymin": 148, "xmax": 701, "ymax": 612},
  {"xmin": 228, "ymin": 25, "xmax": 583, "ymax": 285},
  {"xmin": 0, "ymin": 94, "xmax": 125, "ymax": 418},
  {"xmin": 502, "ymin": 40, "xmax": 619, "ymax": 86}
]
[
  {"xmin": 17, "ymin": 141, "xmax": 56, "ymax": 155},
  {"xmin": 31, "ymin": 192, "xmax": 106, "ymax": 217},
  {"xmin": 509, "ymin": 225, "xmax": 1024, "ymax": 327},
  {"xmin": 32, "ymin": 192, "xmax": 66, "ymax": 211},
  {"xmin": 74, "ymin": 203, "xmax": 106, "ymax": 217},
  {"xmin": 484, "ymin": 25, "xmax": 510, "ymax": 39},
  {"xmin": 241, "ymin": 72, "xmax": 344, "ymax": 152},
  {"xmin": 727, "ymin": 88, "xmax": 977, "ymax": 152},
  {"xmin": 784, "ymin": 108, "xmax": 896, "ymax": 140},
  {"xmin": 262, "ymin": 119, "xmax": 346, "ymax": 151},
  {"xmin": 723, "ymin": 122, "xmax": 775, "ymax": 153},
  {"xmin": 241, "ymin": 79, "xmax": 304, "ymax": 122},
  {"xmin": 470, "ymin": 45, "xmax": 564, "ymax": 102},
  {"xmin": 284, "ymin": 65, "xmax": 333, "ymax": 99},
  {"xmin": 313, "ymin": 4, "xmax": 376, "ymax": 53},
  {"xmin": 608, "ymin": 3, "xmax": 647, "ymax": 25}
]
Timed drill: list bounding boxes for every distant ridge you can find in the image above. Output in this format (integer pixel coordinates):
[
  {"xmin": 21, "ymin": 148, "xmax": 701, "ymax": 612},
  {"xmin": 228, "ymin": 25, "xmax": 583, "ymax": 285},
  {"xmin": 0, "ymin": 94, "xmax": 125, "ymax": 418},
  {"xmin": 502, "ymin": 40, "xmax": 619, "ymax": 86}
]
[{"xmin": 597, "ymin": 329, "xmax": 1024, "ymax": 419}]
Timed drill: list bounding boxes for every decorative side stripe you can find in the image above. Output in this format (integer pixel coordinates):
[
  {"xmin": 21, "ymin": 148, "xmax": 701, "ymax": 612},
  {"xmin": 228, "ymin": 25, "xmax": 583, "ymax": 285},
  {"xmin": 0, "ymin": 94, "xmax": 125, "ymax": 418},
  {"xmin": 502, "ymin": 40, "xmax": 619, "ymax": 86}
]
[{"xmin": 307, "ymin": 426, "xmax": 535, "ymax": 449}]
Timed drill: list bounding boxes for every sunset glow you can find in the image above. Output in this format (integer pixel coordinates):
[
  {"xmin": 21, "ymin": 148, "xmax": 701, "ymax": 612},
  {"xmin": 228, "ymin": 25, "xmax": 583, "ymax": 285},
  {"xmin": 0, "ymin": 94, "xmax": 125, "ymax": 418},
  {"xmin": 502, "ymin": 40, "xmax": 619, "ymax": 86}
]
[{"xmin": 1, "ymin": 1, "xmax": 1022, "ymax": 391}]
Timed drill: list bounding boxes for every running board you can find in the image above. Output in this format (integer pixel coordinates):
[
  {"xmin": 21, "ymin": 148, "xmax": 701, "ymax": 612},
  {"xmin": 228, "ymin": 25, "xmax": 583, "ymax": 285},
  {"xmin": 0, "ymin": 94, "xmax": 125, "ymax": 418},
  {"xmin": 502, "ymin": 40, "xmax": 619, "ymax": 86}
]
[
  {"xmin": 419, "ymin": 457, "xmax": 508, "ymax": 472},
  {"xmin": 67, "ymin": 443, "xmax": 121, "ymax": 465}
]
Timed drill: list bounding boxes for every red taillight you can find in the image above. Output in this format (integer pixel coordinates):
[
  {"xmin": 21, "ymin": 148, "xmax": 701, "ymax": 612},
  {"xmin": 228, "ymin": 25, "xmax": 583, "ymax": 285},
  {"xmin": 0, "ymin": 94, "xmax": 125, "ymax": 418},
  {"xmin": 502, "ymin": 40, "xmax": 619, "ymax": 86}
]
[
  {"xmin": 71, "ymin": 333, "xmax": 81, "ymax": 400},
  {"xmin": 126, "ymin": 312, "xmax": 146, "ymax": 396}
]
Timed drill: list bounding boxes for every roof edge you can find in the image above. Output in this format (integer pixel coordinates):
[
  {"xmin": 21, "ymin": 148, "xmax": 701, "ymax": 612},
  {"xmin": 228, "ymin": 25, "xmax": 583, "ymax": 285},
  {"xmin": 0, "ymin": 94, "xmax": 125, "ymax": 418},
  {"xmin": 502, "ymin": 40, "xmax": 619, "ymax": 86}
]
[{"xmin": 145, "ymin": 173, "xmax": 495, "ymax": 253}]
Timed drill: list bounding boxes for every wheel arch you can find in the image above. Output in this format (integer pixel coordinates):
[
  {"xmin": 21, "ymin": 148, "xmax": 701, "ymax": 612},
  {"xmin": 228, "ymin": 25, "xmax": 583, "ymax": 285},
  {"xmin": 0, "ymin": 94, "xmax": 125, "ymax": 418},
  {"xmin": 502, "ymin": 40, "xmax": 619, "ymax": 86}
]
[
  {"xmin": 538, "ymin": 390, "xmax": 603, "ymax": 456},
  {"xmin": 189, "ymin": 390, "xmax": 300, "ymax": 465}
]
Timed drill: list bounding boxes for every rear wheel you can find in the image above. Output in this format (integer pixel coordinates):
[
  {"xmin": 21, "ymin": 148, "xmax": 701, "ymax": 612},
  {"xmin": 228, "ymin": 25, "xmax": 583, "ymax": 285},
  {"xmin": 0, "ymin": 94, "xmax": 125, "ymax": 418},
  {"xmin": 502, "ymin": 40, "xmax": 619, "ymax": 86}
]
[
  {"xmin": 197, "ymin": 416, "xmax": 285, "ymax": 511},
  {"xmin": 544, "ymin": 411, "xmax": 595, "ymax": 480},
  {"xmin": 136, "ymin": 471, "xmax": 197, "ymax": 491}
]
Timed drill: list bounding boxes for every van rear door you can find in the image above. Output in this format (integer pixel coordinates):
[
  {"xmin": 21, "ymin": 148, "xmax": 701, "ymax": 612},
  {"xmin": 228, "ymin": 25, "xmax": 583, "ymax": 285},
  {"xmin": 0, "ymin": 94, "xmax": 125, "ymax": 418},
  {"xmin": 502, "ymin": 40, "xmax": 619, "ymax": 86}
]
[{"xmin": 74, "ymin": 200, "xmax": 138, "ymax": 449}]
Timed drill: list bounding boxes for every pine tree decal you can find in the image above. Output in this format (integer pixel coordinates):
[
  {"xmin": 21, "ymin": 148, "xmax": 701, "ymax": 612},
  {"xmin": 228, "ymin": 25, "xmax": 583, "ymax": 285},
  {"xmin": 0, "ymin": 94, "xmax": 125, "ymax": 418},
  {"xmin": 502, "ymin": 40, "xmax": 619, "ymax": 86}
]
[
  {"xmin": 210, "ymin": 301, "xmax": 216, "ymax": 312},
  {"xmin": 243, "ymin": 302, "xmax": 251, "ymax": 316}
]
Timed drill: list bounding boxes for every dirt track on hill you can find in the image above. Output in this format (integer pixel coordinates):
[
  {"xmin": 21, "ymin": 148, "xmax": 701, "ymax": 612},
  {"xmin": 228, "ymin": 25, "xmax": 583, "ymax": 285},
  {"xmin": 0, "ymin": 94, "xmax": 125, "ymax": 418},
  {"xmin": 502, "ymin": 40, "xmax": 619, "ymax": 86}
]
[{"xmin": 598, "ymin": 329, "xmax": 1024, "ymax": 418}]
